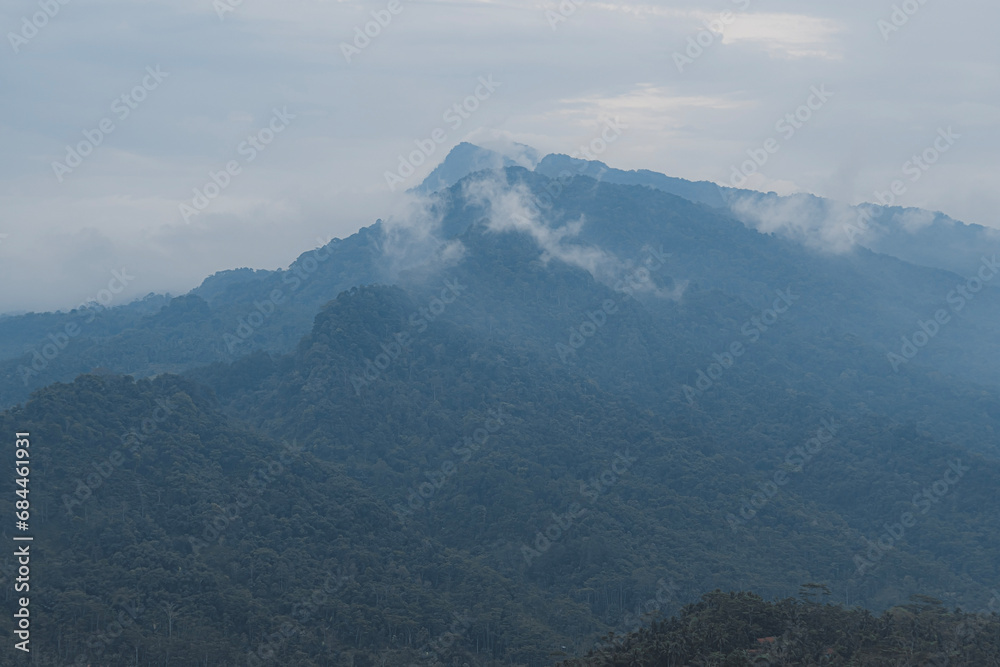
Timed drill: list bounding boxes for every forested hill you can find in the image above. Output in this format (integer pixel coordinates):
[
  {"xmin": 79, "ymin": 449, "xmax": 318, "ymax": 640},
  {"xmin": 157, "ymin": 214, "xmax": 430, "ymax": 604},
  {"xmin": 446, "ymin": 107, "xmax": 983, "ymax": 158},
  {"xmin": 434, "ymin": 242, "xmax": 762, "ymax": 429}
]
[
  {"xmin": 4, "ymin": 291, "xmax": 1000, "ymax": 663},
  {"xmin": 0, "ymin": 225, "xmax": 386, "ymax": 409},
  {"xmin": 190, "ymin": 217, "xmax": 1000, "ymax": 613},
  {"xmin": 2, "ymin": 149, "xmax": 998, "ymax": 410},
  {"xmin": 0, "ymin": 374, "xmax": 588, "ymax": 666},
  {"xmin": 4, "ymin": 258, "xmax": 1000, "ymax": 662},
  {"xmin": 559, "ymin": 590, "xmax": 1000, "ymax": 666},
  {"xmin": 2, "ymin": 159, "xmax": 1000, "ymax": 664}
]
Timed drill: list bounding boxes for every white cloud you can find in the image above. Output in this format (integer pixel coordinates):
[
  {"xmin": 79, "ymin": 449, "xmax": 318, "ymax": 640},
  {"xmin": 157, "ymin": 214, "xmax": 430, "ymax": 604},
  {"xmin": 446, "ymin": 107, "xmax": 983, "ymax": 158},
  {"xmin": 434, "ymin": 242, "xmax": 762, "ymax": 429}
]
[
  {"xmin": 536, "ymin": 84, "xmax": 750, "ymax": 135},
  {"xmin": 1, "ymin": 0, "xmax": 999, "ymax": 313},
  {"xmin": 463, "ymin": 174, "xmax": 686, "ymax": 299},
  {"xmin": 721, "ymin": 13, "xmax": 844, "ymax": 60},
  {"xmin": 727, "ymin": 193, "xmax": 860, "ymax": 254},
  {"xmin": 893, "ymin": 208, "xmax": 936, "ymax": 233}
]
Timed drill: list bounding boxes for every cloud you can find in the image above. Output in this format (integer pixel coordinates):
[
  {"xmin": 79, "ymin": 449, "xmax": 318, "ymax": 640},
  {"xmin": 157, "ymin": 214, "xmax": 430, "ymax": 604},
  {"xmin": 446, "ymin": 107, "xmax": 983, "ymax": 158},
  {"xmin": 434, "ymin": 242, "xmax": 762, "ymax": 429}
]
[
  {"xmin": 462, "ymin": 173, "xmax": 685, "ymax": 300},
  {"xmin": 732, "ymin": 173, "xmax": 803, "ymax": 197},
  {"xmin": 2, "ymin": 0, "xmax": 999, "ymax": 313},
  {"xmin": 376, "ymin": 194, "xmax": 467, "ymax": 285},
  {"xmin": 892, "ymin": 208, "xmax": 936, "ymax": 233},
  {"xmin": 463, "ymin": 175, "xmax": 614, "ymax": 273},
  {"xmin": 543, "ymin": 84, "xmax": 749, "ymax": 132},
  {"xmin": 726, "ymin": 192, "xmax": 862, "ymax": 254},
  {"xmin": 461, "ymin": 129, "xmax": 541, "ymax": 168},
  {"xmin": 720, "ymin": 13, "xmax": 844, "ymax": 60}
]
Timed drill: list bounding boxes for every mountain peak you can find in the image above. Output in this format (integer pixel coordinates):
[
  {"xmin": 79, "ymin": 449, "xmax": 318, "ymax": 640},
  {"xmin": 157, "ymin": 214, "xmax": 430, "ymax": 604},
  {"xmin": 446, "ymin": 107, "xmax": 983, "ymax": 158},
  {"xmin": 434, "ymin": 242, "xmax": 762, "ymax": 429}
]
[{"xmin": 414, "ymin": 141, "xmax": 539, "ymax": 194}]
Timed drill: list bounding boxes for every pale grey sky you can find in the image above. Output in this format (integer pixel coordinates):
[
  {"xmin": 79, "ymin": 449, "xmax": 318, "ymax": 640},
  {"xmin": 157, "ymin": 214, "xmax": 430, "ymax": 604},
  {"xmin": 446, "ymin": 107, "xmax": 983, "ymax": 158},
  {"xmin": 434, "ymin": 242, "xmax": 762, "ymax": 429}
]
[{"xmin": 2, "ymin": 0, "xmax": 998, "ymax": 312}]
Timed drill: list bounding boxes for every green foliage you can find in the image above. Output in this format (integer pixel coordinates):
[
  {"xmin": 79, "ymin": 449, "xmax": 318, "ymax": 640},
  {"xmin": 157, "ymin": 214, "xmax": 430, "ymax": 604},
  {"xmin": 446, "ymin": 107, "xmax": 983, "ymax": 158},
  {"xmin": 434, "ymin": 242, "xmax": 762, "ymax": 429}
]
[
  {"xmin": 2, "ymin": 167, "xmax": 1000, "ymax": 665},
  {"xmin": 561, "ymin": 590, "xmax": 1000, "ymax": 666}
]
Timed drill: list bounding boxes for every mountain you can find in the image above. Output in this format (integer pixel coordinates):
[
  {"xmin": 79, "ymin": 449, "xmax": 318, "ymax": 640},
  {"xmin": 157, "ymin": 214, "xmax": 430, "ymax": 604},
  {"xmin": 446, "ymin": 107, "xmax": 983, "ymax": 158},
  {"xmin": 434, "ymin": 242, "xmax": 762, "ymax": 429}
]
[
  {"xmin": 534, "ymin": 153, "xmax": 728, "ymax": 209},
  {"xmin": 426, "ymin": 143, "xmax": 1000, "ymax": 277},
  {"xmin": 724, "ymin": 189, "xmax": 1000, "ymax": 277},
  {"xmin": 1, "ymin": 144, "xmax": 996, "ymax": 411},
  {"xmin": 414, "ymin": 141, "xmax": 540, "ymax": 195},
  {"xmin": 0, "ymin": 374, "xmax": 576, "ymax": 666},
  {"xmin": 6, "ymin": 259, "xmax": 1000, "ymax": 662},
  {"xmin": 0, "ymin": 224, "xmax": 385, "ymax": 408},
  {"xmin": 2, "ymin": 147, "xmax": 1000, "ymax": 663}
]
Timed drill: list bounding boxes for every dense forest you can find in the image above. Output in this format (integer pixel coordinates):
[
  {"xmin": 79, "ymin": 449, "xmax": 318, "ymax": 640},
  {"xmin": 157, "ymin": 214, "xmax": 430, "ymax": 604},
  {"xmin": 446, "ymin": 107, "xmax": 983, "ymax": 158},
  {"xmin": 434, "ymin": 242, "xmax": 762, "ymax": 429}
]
[
  {"xmin": 561, "ymin": 589, "xmax": 1000, "ymax": 666},
  {"xmin": 1, "ymin": 155, "xmax": 999, "ymax": 664}
]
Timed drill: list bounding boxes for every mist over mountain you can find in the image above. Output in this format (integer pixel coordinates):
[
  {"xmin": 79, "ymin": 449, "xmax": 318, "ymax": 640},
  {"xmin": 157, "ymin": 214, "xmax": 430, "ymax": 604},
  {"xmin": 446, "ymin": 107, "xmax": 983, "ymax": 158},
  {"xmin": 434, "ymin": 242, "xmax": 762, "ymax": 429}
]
[
  {"xmin": 4, "ymin": 144, "xmax": 998, "ymax": 394},
  {"xmin": 3, "ymin": 143, "xmax": 1000, "ymax": 665},
  {"xmin": 11, "ymin": 0, "xmax": 1000, "ymax": 659},
  {"xmin": 415, "ymin": 142, "xmax": 541, "ymax": 195}
]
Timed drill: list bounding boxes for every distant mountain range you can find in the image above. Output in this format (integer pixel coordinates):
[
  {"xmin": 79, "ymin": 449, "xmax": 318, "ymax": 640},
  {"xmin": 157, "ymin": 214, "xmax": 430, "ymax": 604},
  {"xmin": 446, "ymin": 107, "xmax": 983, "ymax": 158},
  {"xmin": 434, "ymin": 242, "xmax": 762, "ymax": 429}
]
[
  {"xmin": 449, "ymin": 142, "xmax": 999, "ymax": 276},
  {"xmin": 2, "ymin": 142, "xmax": 996, "ymax": 409},
  {"xmin": 2, "ymin": 142, "xmax": 999, "ymax": 664}
]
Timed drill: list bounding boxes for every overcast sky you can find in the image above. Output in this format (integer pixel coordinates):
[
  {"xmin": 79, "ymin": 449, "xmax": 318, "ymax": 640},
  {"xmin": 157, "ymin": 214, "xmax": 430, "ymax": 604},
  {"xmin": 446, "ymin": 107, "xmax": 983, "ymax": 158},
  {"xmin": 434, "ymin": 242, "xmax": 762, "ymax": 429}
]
[{"xmin": 1, "ymin": 0, "xmax": 998, "ymax": 313}]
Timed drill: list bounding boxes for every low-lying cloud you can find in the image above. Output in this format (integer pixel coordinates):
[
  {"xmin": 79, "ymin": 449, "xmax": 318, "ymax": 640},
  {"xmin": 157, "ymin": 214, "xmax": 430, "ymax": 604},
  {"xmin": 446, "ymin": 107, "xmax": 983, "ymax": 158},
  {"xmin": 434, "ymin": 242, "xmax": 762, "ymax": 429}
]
[{"xmin": 463, "ymin": 174, "xmax": 685, "ymax": 300}]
